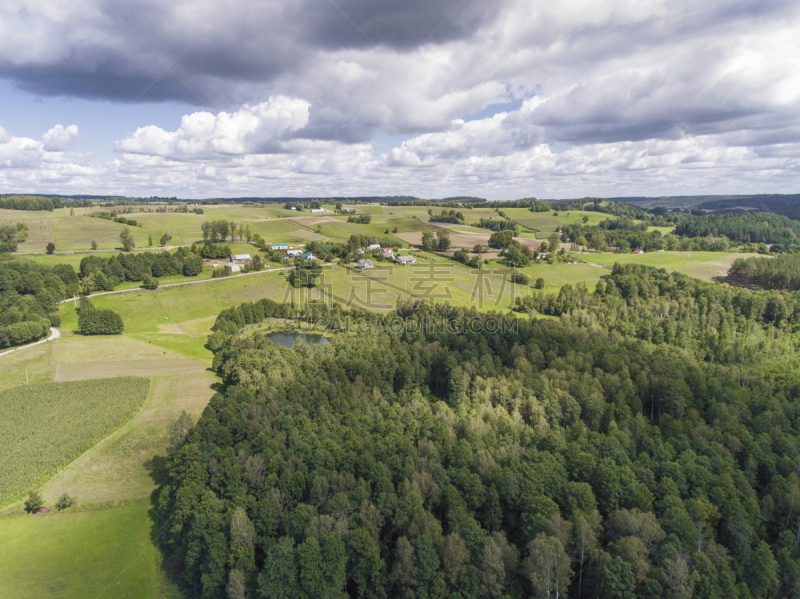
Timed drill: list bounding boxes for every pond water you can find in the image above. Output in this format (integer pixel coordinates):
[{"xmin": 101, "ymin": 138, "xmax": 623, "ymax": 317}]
[{"xmin": 268, "ymin": 331, "xmax": 329, "ymax": 348}]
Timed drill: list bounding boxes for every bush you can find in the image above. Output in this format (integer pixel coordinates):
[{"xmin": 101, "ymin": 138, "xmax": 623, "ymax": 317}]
[
  {"xmin": 55, "ymin": 492, "xmax": 75, "ymax": 510},
  {"xmin": 534, "ymin": 277, "xmax": 545, "ymax": 289},
  {"xmin": 24, "ymin": 490, "xmax": 44, "ymax": 513},
  {"xmin": 46, "ymin": 242, "xmax": 55, "ymax": 254},
  {"xmin": 512, "ymin": 272, "xmax": 530, "ymax": 285},
  {"xmin": 142, "ymin": 275, "xmax": 159, "ymax": 290}
]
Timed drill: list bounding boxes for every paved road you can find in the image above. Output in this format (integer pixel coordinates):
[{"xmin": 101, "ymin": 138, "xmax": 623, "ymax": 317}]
[{"xmin": 0, "ymin": 327, "xmax": 61, "ymax": 358}]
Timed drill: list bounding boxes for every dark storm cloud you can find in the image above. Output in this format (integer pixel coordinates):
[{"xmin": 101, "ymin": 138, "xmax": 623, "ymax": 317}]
[{"xmin": 297, "ymin": 0, "xmax": 502, "ymax": 50}]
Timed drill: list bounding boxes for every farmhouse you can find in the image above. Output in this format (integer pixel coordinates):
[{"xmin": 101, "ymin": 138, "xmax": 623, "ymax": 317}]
[
  {"xmin": 301, "ymin": 252, "xmax": 316, "ymax": 261},
  {"xmin": 382, "ymin": 248, "xmax": 394, "ymax": 257},
  {"xmin": 285, "ymin": 249, "xmax": 303, "ymax": 258},
  {"xmin": 367, "ymin": 244, "xmax": 381, "ymax": 251},
  {"xmin": 357, "ymin": 259, "xmax": 375, "ymax": 269},
  {"xmin": 395, "ymin": 255, "xmax": 416, "ymax": 265},
  {"xmin": 633, "ymin": 249, "xmax": 645, "ymax": 254},
  {"xmin": 271, "ymin": 242, "xmax": 288, "ymax": 250},
  {"xmin": 231, "ymin": 254, "xmax": 252, "ymax": 264},
  {"xmin": 224, "ymin": 262, "xmax": 241, "ymax": 273}
]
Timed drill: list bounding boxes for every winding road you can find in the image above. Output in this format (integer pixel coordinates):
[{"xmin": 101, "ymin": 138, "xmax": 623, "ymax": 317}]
[{"xmin": 0, "ymin": 327, "xmax": 61, "ymax": 358}]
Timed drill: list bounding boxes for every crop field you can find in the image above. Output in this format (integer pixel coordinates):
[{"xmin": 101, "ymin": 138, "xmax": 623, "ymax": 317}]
[
  {"xmin": 0, "ymin": 377, "xmax": 151, "ymax": 505},
  {"xmin": 44, "ymin": 371, "xmax": 217, "ymax": 504},
  {"xmin": 0, "ymin": 499, "xmax": 163, "ymax": 599},
  {"xmin": 55, "ymin": 358, "xmax": 206, "ymax": 381}
]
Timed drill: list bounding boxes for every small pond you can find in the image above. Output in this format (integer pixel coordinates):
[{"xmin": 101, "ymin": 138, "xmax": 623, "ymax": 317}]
[{"xmin": 268, "ymin": 331, "xmax": 329, "ymax": 348}]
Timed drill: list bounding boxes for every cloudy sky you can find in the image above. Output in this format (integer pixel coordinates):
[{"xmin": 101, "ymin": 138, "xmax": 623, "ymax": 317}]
[{"xmin": 1, "ymin": 0, "xmax": 799, "ymax": 199}]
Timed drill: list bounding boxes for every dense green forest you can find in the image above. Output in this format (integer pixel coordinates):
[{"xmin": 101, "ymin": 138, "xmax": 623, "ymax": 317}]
[
  {"xmin": 159, "ymin": 266, "xmax": 800, "ymax": 599},
  {"xmin": 675, "ymin": 213, "xmax": 800, "ymax": 245},
  {"xmin": 728, "ymin": 254, "xmax": 800, "ymax": 291},
  {"xmin": 0, "ymin": 257, "xmax": 77, "ymax": 347}
]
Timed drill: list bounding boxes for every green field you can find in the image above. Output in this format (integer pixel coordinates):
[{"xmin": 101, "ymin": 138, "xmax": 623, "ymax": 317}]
[
  {"xmin": 0, "ymin": 499, "xmax": 164, "ymax": 599},
  {"xmin": 0, "ymin": 377, "xmax": 151, "ymax": 505}
]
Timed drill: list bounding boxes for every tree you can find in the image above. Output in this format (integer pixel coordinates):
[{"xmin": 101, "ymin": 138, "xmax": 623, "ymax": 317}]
[
  {"xmin": 91, "ymin": 240, "xmax": 97, "ymax": 250},
  {"xmin": 78, "ymin": 297, "xmax": 124, "ymax": 335},
  {"xmin": 160, "ymin": 233, "xmax": 172, "ymax": 246},
  {"xmin": 421, "ymin": 230, "xmax": 435, "ymax": 250},
  {"xmin": 436, "ymin": 230, "xmax": 451, "ymax": 251},
  {"xmin": 535, "ymin": 278, "xmax": 545, "ymax": 289},
  {"xmin": 390, "ymin": 537, "xmax": 417, "ymax": 593},
  {"xmin": 148, "ymin": 234, "xmax": 153, "ymax": 247},
  {"xmin": 46, "ymin": 242, "xmax": 55, "ymax": 254},
  {"xmin": 473, "ymin": 244, "xmax": 483, "ymax": 254},
  {"xmin": 24, "ymin": 490, "xmax": 44, "ymax": 513},
  {"xmin": 524, "ymin": 533, "xmax": 572, "ymax": 599},
  {"xmin": 258, "ymin": 536, "xmax": 302, "ymax": 599},
  {"xmin": 601, "ymin": 556, "xmax": 636, "ymax": 599},
  {"xmin": 183, "ymin": 256, "xmax": 204, "ymax": 276},
  {"xmin": 119, "ymin": 228, "xmax": 135, "ymax": 251}
]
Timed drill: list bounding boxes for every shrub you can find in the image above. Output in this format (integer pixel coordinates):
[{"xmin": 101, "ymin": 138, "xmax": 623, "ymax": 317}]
[
  {"xmin": 142, "ymin": 275, "xmax": 159, "ymax": 290},
  {"xmin": 55, "ymin": 492, "xmax": 75, "ymax": 510},
  {"xmin": 46, "ymin": 242, "xmax": 55, "ymax": 254},
  {"xmin": 534, "ymin": 277, "xmax": 545, "ymax": 289}
]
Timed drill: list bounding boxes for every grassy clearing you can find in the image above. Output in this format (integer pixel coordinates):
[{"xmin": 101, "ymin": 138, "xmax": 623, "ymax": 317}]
[
  {"xmin": 43, "ymin": 371, "xmax": 217, "ymax": 504},
  {"xmin": 0, "ymin": 499, "xmax": 163, "ymax": 599},
  {"xmin": 0, "ymin": 377, "xmax": 151, "ymax": 505}
]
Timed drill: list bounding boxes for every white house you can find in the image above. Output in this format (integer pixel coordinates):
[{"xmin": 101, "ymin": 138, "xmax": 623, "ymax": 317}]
[
  {"xmin": 285, "ymin": 249, "xmax": 303, "ymax": 258},
  {"xmin": 224, "ymin": 262, "xmax": 241, "ymax": 273},
  {"xmin": 367, "ymin": 244, "xmax": 381, "ymax": 251},
  {"xmin": 231, "ymin": 254, "xmax": 252, "ymax": 264},
  {"xmin": 395, "ymin": 255, "xmax": 416, "ymax": 265},
  {"xmin": 357, "ymin": 259, "xmax": 375, "ymax": 269},
  {"xmin": 271, "ymin": 242, "xmax": 288, "ymax": 250},
  {"xmin": 382, "ymin": 248, "xmax": 394, "ymax": 257}
]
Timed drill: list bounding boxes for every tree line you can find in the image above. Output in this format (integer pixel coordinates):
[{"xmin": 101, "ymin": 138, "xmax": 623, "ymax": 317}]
[{"xmin": 675, "ymin": 212, "xmax": 800, "ymax": 245}]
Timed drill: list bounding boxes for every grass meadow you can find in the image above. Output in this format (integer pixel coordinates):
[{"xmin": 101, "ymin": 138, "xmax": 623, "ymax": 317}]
[{"xmin": 0, "ymin": 499, "xmax": 166, "ymax": 599}]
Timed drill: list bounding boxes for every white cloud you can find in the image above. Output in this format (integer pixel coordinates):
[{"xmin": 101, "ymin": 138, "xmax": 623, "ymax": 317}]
[
  {"xmin": 41, "ymin": 124, "xmax": 79, "ymax": 151},
  {"xmin": 115, "ymin": 97, "xmax": 310, "ymax": 159}
]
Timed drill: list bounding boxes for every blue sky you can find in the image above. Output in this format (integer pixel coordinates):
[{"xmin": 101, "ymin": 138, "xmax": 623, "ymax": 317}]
[{"xmin": 1, "ymin": 0, "xmax": 799, "ymax": 199}]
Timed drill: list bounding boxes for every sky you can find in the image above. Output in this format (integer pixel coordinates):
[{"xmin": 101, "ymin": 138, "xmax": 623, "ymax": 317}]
[{"xmin": 1, "ymin": 0, "xmax": 799, "ymax": 200}]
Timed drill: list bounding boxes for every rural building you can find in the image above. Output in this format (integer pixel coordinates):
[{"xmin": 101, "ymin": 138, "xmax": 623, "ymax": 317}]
[
  {"xmin": 357, "ymin": 259, "xmax": 375, "ymax": 269},
  {"xmin": 224, "ymin": 262, "xmax": 241, "ymax": 273},
  {"xmin": 285, "ymin": 249, "xmax": 303, "ymax": 258},
  {"xmin": 528, "ymin": 247, "xmax": 537, "ymax": 252},
  {"xmin": 231, "ymin": 254, "xmax": 252, "ymax": 263},
  {"xmin": 536, "ymin": 252, "xmax": 550, "ymax": 259},
  {"xmin": 367, "ymin": 244, "xmax": 381, "ymax": 251},
  {"xmin": 301, "ymin": 252, "xmax": 316, "ymax": 261},
  {"xmin": 357, "ymin": 247, "xmax": 366, "ymax": 254},
  {"xmin": 633, "ymin": 249, "xmax": 645, "ymax": 254},
  {"xmin": 271, "ymin": 243, "xmax": 288, "ymax": 250},
  {"xmin": 395, "ymin": 255, "xmax": 416, "ymax": 265},
  {"xmin": 382, "ymin": 248, "xmax": 394, "ymax": 256}
]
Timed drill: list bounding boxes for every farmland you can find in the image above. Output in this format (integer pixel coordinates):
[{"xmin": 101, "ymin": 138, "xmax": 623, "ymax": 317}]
[
  {"xmin": 0, "ymin": 199, "xmax": 765, "ymax": 596},
  {"xmin": 0, "ymin": 377, "xmax": 151, "ymax": 505}
]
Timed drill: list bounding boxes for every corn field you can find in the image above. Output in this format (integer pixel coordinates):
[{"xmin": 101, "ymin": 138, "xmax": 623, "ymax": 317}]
[{"xmin": 0, "ymin": 376, "xmax": 151, "ymax": 506}]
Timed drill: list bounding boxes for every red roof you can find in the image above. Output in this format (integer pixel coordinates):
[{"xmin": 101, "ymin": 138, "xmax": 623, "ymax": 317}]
[{"xmin": 528, "ymin": 247, "xmax": 537, "ymax": 252}]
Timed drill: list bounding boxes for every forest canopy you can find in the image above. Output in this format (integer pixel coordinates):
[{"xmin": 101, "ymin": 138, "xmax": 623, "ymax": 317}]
[{"xmin": 159, "ymin": 266, "xmax": 800, "ymax": 599}]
